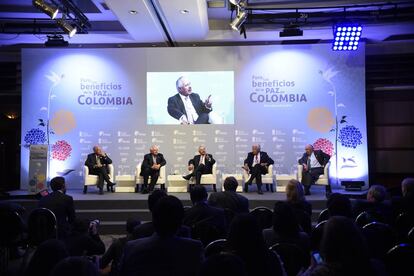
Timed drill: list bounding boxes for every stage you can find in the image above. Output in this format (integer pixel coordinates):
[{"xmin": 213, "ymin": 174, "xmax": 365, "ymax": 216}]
[{"xmin": 3, "ymin": 187, "xmax": 366, "ymax": 235}]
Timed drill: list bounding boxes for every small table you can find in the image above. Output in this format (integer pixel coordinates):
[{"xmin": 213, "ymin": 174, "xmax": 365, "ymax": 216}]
[
  {"xmin": 275, "ymin": 174, "xmax": 297, "ymax": 192},
  {"xmin": 221, "ymin": 174, "xmax": 244, "ymax": 192},
  {"xmin": 167, "ymin": 175, "xmax": 188, "ymax": 193},
  {"xmin": 115, "ymin": 175, "xmax": 135, "ymax": 192}
]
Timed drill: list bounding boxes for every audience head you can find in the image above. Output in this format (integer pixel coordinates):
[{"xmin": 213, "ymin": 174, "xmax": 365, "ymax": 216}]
[
  {"xmin": 327, "ymin": 193, "xmax": 352, "ymax": 218},
  {"xmin": 150, "ymin": 145, "xmax": 159, "ymax": 155},
  {"xmin": 286, "ymin": 179, "xmax": 305, "ymax": 203},
  {"xmin": 199, "ymin": 253, "xmax": 247, "ymax": 276},
  {"xmin": 25, "ymin": 239, "xmax": 69, "ymax": 276},
  {"xmin": 320, "ymin": 216, "xmax": 370, "ymax": 271},
  {"xmin": 50, "ymin": 176, "xmax": 66, "ymax": 192},
  {"xmin": 228, "ymin": 214, "xmax": 266, "ymax": 256},
  {"xmin": 50, "ymin": 256, "xmax": 99, "ymax": 276},
  {"xmin": 152, "ymin": 195, "xmax": 184, "ymax": 237},
  {"xmin": 148, "ymin": 189, "xmax": 167, "ymax": 213},
  {"xmin": 223, "ymin": 176, "xmax": 239, "ymax": 192},
  {"xmin": 190, "ymin": 185, "xmax": 208, "ymax": 205},
  {"xmin": 305, "ymin": 144, "xmax": 314, "ymax": 155},
  {"xmin": 367, "ymin": 185, "xmax": 387, "ymax": 203},
  {"xmin": 272, "ymin": 201, "xmax": 300, "ymax": 237},
  {"xmin": 252, "ymin": 144, "xmax": 261, "ymax": 155},
  {"xmin": 401, "ymin": 178, "xmax": 414, "ymax": 197},
  {"xmin": 126, "ymin": 218, "xmax": 141, "ymax": 234}
]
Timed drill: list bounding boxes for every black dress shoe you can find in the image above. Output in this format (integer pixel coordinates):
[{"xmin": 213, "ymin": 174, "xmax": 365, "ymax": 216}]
[
  {"xmin": 243, "ymin": 183, "xmax": 249, "ymax": 193},
  {"xmin": 182, "ymin": 174, "xmax": 192, "ymax": 181},
  {"xmin": 305, "ymin": 190, "xmax": 311, "ymax": 196},
  {"xmin": 258, "ymin": 189, "xmax": 263, "ymax": 195},
  {"xmin": 99, "ymin": 189, "xmax": 104, "ymax": 195},
  {"xmin": 141, "ymin": 188, "xmax": 149, "ymax": 194}
]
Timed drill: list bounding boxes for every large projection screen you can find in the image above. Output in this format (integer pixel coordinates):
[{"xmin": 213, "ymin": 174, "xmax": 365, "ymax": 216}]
[{"xmin": 21, "ymin": 44, "xmax": 368, "ymax": 190}]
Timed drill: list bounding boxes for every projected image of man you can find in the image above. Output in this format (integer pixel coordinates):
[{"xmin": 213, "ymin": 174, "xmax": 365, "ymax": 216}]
[{"xmin": 167, "ymin": 76, "xmax": 212, "ymax": 124}]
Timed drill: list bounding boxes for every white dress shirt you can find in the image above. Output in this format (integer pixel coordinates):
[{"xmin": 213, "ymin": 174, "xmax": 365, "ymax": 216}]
[
  {"xmin": 179, "ymin": 94, "xmax": 199, "ymax": 124},
  {"xmin": 252, "ymin": 152, "xmax": 261, "ymax": 167},
  {"xmin": 309, "ymin": 152, "xmax": 322, "ymax": 168}
]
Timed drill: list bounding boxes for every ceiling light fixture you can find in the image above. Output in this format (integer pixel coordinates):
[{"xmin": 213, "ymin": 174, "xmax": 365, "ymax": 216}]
[
  {"xmin": 56, "ymin": 18, "xmax": 77, "ymax": 38},
  {"xmin": 332, "ymin": 24, "xmax": 362, "ymax": 51},
  {"xmin": 33, "ymin": 0, "xmax": 59, "ymax": 19},
  {"xmin": 129, "ymin": 10, "xmax": 138, "ymax": 15},
  {"xmin": 230, "ymin": 9, "xmax": 247, "ymax": 31},
  {"xmin": 180, "ymin": 9, "xmax": 190, "ymax": 14}
]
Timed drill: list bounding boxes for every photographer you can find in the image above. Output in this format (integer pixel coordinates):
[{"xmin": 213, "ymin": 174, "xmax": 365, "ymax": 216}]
[{"xmin": 64, "ymin": 218, "xmax": 105, "ymax": 257}]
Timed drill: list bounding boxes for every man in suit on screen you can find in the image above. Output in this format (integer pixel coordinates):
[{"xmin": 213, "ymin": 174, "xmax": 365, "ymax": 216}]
[
  {"xmin": 84, "ymin": 145, "xmax": 115, "ymax": 194},
  {"xmin": 167, "ymin": 76, "xmax": 212, "ymax": 124},
  {"xmin": 183, "ymin": 145, "xmax": 216, "ymax": 187},
  {"xmin": 138, "ymin": 145, "xmax": 166, "ymax": 194},
  {"xmin": 298, "ymin": 144, "xmax": 331, "ymax": 196},
  {"xmin": 243, "ymin": 144, "xmax": 274, "ymax": 194}
]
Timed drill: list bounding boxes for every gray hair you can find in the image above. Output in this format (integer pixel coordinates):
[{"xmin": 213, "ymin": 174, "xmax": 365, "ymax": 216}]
[
  {"xmin": 367, "ymin": 185, "xmax": 387, "ymax": 202},
  {"xmin": 252, "ymin": 144, "xmax": 261, "ymax": 150},
  {"xmin": 176, "ymin": 76, "xmax": 187, "ymax": 91},
  {"xmin": 150, "ymin": 144, "xmax": 159, "ymax": 151}
]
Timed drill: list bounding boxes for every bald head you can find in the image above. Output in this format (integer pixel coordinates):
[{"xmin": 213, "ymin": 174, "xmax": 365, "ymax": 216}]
[
  {"xmin": 93, "ymin": 145, "xmax": 102, "ymax": 155},
  {"xmin": 305, "ymin": 144, "xmax": 314, "ymax": 156},
  {"xmin": 252, "ymin": 144, "xmax": 261, "ymax": 155}
]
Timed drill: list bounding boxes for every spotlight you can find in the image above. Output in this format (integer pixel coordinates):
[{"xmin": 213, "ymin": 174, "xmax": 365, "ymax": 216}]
[
  {"xmin": 333, "ymin": 24, "xmax": 362, "ymax": 51},
  {"xmin": 230, "ymin": 9, "xmax": 247, "ymax": 31},
  {"xmin": 33, "ymin": 0, "xmax": 59, "ymax": 19},
  {"xmin": 56, "ymin": 18, "xmax": 77, "ymax": 37}
]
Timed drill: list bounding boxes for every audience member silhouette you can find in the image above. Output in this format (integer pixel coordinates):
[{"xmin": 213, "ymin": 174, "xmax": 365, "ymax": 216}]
[
  {"xmin": 120, "ymin": 195, "xmax": 205, "ymax": 276},
  {"xmin": 208, "ymin": 176, "xmax": 249, "ymax": 213},
  {"xmin": 50, "ymin": 256, "xmax": 99, "ymax": 276},
  {"xmin": 227, "ymin": 214, "xmax": 285, "ymax": 276}
]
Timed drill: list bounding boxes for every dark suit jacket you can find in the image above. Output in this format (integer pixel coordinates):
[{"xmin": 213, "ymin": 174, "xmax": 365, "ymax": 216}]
[
  {"xmin": 183, "ymin": 202, "xmax": 227, "ymax": 235},
  {"xmin": 352, "ymin": 199, "xmax": 393, "ymax": 224},
  {"xmin": 167, "ymin": 93, "xmax": 211, "ymax": 120},
  {"xmin": 244, "ymin": 151, "xmax": 274, "ymax": 172},
  {"xmin": 298, "ymin": 150, "xmax": 330, "ymax": 167},
  {"xmin": 120, "ymin": 234, "xmax": 204, "ymax": 276},
  {"xmin": 38, "ymin": 191, "xmax": 75, "ymax": 238},
  {"xmin": 84, "ymin": 153, "xmax": 113, "ymax": 171},
  {"xmin": 189, "ymin": 154, "xmax": 215, "ymax": 174},
  {"xmin": 140, "ymin": 153, "xmax": 166, "ymax": 175},
  {"xmin": 208, "ymin": 191, "xmax": 249, "ymax": 214}
]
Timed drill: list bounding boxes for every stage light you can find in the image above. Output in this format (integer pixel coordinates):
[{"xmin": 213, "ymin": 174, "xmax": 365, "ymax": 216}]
[
  {"xmin": 33, "ymin": 0, "xmax": 59, "ymax": 19},
  {"xmin": 333, "ymin": 24, "xmax": 362, "ymax": 51},
  {"xmin": 230, "ymin": 9, "xmax": 247, "ymax": 31},
  {"xmin": 56, "ymin": 18, "xmax": 77, "ymax": 37}
]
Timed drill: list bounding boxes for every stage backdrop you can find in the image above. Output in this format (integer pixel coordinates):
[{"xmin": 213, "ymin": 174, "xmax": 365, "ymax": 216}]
[{"xmin": 21, "ymin": 44, "xmax": 368, "ymax": 190}]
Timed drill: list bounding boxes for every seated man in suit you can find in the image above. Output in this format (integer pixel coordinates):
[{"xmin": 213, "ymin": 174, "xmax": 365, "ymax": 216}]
[
  {"xmin": 138, "ymin": 145, "xmax": 166, "ymax": 194},
  {"xmin": 120, "ymin": 196, "xmax": 204, "ymax": 276},
  {"xmin": 38, "ymin": 176, "xmax": 75, "ymax": 239},
  {"xmin": 243, "ymin": 144, "xmax": 274, "ymax": 194},
  {"xmin": 353, "ymin": 184, "xmax": 392, "ymax": 224},
  {"xmin": 391, "ymin": 178, "xmax": 414, "ymax": 218},
  {"xmin": 167, "ymin": 76, "xmax": 212, "ymax": 124},
  {"xmin": 208, "ymin": 176, "xmax": 249, "ymax": 214},
  {"xmin": 298, "ymin": 144, "xmax": 331, "ymax": 196},
  {"xmin": 84, "ymin": 145, "xmax": 116, "ymax": 194},
  {"xmin": 183, "ymin": 145, "xmax": 216, "ymax": 186},
  {"xmin": 183, "ymin": 185, "xmax": 227, "ymax": 245}
]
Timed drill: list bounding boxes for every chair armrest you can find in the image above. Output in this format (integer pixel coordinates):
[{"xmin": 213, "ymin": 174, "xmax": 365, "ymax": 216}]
[
  {"xmin": 108, "ymin": 164, "xmax": 114, "ymax": 180},
  {"xmin": 160, "ymin": 165, "xmax": 166, "ymax": 179},
  {"xmin": 297, "ymin": 165, "xmax": 304, "ymax": 180},
  {"xmin": 267, "ymin": 165, "xmax": 273, "ymax": 175},
  {"xmin": 136, "ymin": 163, "xmax": 142, "ymax": 178},
  {"xmin": 83, "ymin": 166, "xmax": 89, "ymax": 182},
  {"xmin": 211, "ymin": 164, "xmax": 217, "ymax": 176},
  {"xmin": 324, "ymin": 161, "xmax": 330, "ymax": 178}
]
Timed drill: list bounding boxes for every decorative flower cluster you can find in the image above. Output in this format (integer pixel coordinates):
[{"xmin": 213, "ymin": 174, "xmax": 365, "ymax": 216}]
[
  {"xmin": 51, "ymin": 140, "xmax": 72, "ymax": 161},
  {"xmin": 24, "ymin": 128, "xmax": 46, "ymax": 145},
  {"xmin": 339, "ymin": 125, "xmax": 363, "ymax": 148},
  {"xmin": 313, "ymin": 138, "xmax": 334, "ymax": 156}
]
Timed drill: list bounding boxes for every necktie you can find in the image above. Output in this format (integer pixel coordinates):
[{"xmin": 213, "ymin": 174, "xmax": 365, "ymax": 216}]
[
  {"xmin": 307, "ymin": 157, "xmax": 311, "ymax": 171},
  {"xmin": 255, "ymin": 155, "xmax": 258, "ymax": 165}
]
